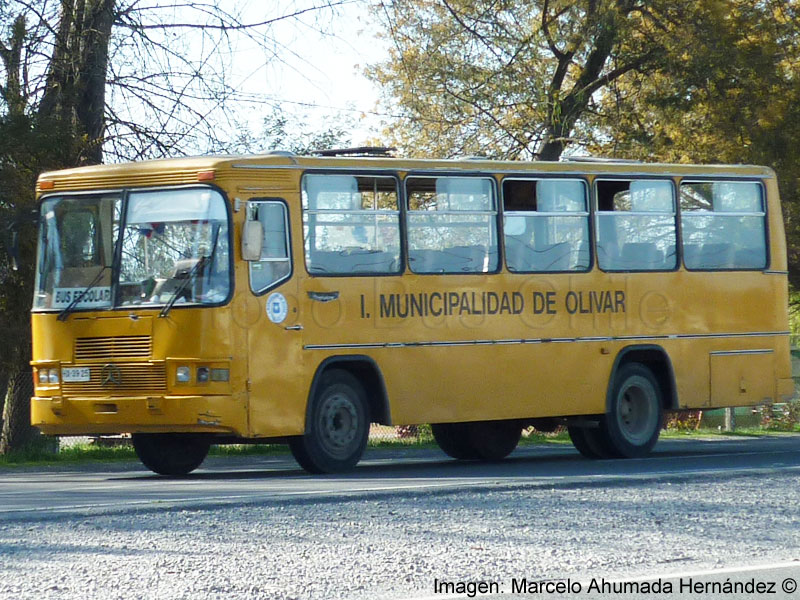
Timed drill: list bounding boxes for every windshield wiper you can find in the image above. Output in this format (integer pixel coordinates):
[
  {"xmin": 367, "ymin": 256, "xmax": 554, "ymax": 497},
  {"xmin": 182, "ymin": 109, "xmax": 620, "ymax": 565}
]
[
  {"xmin": 57, "ymin": 265, "xmax": 111, "ymax": 322},
  {"xmin": 159, "ymin": 227, "xmax": 220, "ymax": 318},
  {"xmin": 158, "ymin": 255, "xmax": 209, "ymax": 318}
]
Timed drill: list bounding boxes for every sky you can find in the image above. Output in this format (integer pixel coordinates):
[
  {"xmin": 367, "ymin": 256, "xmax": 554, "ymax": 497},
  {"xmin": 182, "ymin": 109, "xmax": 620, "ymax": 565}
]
[{"xmin": 233, "ymin": 0, "xmax": 387, "ymax": 145}]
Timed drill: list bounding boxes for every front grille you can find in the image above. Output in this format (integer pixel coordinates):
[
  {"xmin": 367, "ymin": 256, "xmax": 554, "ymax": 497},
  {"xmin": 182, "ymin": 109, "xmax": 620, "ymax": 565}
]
[
  {"xmin": 61, "ymin": 362, "xmax": 166, "ymax": 397},
  {"xmin": 75, "ymin": 336, "xmax": 152, "ymax": 361}
]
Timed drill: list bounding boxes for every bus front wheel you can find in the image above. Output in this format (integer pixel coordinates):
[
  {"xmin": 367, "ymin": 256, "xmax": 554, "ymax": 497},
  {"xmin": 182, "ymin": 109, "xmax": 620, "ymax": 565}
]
[
  {"xmin": 289, "ymin": 369, "xmax": 370, "ymax": 474},
  {"xmin": 600, "ymin": 363, "xmax": 663, "ymax": 458},
  {"xmin": 132, "ymin": 433, "xmax": 210, "ymax": 476}
]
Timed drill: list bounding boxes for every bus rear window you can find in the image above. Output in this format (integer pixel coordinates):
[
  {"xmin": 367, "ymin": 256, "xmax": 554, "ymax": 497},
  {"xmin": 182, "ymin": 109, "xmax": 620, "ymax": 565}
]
[
  {"xmin": 596, "ymin": 179, "xmax": 677, "ymax": 271},
  {"xmin": 680, "ymin": 181, "xmax": 767, "ymax": 270}
]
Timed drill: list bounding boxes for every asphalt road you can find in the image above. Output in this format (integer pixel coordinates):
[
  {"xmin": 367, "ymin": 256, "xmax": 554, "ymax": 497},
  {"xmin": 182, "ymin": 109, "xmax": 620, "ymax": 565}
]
[
  {"xmin": 0, "ymin": 435, "xmax": 799, "ymax": 600},
  {"xmin": 1, "ymin": 435, "xmax": 799, "ymax": 519}
]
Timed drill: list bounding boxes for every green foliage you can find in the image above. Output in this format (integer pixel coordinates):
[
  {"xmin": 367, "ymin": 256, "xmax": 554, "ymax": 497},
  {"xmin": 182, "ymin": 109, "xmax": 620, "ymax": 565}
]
[
  {"xmin": 587, "ymin": 0, "xmax": 800, "ymax": 286},
  {"xmin": 664, "ymin": 410, "xmax": 703, "ymax": 431},
  {"xmin": 759, "ymin": 400, "xmax": 800, "ymax": 431},
  {"xmin": 368, "ymin": 0, "xmax": 677, "ymax": 159},
  {"xmin": 370, "ymin": 0, "xmax": 800, "ymax": 284}
]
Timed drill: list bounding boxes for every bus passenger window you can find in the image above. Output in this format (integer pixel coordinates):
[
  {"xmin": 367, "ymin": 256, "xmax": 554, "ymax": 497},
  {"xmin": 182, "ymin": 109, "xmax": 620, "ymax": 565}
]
[
  {"xmin": 596, "ymin": 179, "xmax": 677, "ymax": 271},
  {"xmin": 502, "ymin": 179, "xmax": 590, "ymax": 272},
  {"xmin": 249, "ymin": 201, "xmax": 291, "ymax": 293},
  {"xmin": 302, "ymin": 175, "xmax": 401, "ymax": 275},
  {"xmin": 680, "ymin": 181, "xmax": 766, "ymax": 270},
  {"xmin": 406, "ymin": 176, "xmax": 499, "ymax": 273}
]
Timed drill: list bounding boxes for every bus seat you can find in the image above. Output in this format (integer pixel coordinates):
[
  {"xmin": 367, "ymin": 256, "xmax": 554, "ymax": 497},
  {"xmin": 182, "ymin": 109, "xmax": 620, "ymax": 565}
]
[
  {"xmin": 409, "ymin": 249, "xmax": 445, "ymax": 273},
  {"xmin": 445, "ymin": 245, "xmax": 490, "ymax": 272},
  {"xmin": 683, "ymin": 244, "xmax": 703, "ymax": 267},
  {"xmin": 700, "ymin": 243, "xmax": 734, "ymax": 269},
  {"xmin": 620, "ymin": 242, "xmax": 665, "ymax": 270},
  {"xmin": 533, "ymin": 242, "xmax": 571, "ymax": 271},
  {"xmin": 309, "ymin": 250, "xmax": 398, "ymax": 274},
  {"xmin": 345, "ymin": 250, "xmax": 397, "ymax": 273},
  {"xmin": 506, "ymin": 239, "xmax": 575, "ymax": 272},
  {"xmin": 575, "ymin": 240, "xmax": 590, "ymax": 269},
  {"xmin": 410, "ymin": 246, "xmax": 493, "ymax": 273},
  {"xmin": 504, "ymin": 235, "xmax": 532, "ymax": 272},
  {"xmin": 596, "ymin": 242, "xmax": 620, "ymax": 269},
  {"xmin": 734, "ymin": 247, "xmax": 766, "ymax": 269},
  {"xmin": 308, "ymin": 251, "xmax": 344, "ymax": 274}
]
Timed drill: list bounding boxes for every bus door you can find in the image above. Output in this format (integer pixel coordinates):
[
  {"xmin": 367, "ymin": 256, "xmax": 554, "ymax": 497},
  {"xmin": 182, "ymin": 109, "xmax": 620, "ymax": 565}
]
[{"xmin": 241, "ymin": 199, "xmax": 306, "ymax": 437}]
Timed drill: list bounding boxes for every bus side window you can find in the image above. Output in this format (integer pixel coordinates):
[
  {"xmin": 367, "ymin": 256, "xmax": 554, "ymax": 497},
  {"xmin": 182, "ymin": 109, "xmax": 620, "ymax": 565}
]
[
  {"xmin": 680, "ymin": 181, "xmax": 767, "ymax": 270},
  {"xmin": 502, "ymin": 178, "xmax": 590, "ymax": 272},
  {"xmin": 407, "ymin": 176, "xmax": 499, "ymax": 273},
  {"xmin": 302, "ymin": 174, "xmax": 401, "ymax": 275},
  {"xmin": 249, "ymin": 201, "xmax": 291, "ymax": 293},
  {"xmin": 596, "ymin": 179, "xmax": 677, "ymax": 271}
]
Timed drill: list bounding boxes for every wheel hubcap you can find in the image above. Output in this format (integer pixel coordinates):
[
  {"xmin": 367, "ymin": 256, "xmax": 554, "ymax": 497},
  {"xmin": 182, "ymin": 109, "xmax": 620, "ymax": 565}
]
[
  {"xmin": 617, "ymin": 376, "xmax": 657, "ymax": 445},
  {"xmin": 318, "ymin": 392, "xmax": 359, "ymax": 457}
]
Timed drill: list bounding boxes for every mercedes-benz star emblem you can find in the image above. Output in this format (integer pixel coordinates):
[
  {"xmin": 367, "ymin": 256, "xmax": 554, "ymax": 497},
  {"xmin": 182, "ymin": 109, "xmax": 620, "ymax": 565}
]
[{"xmin": 101, "ymin": 363, "xmax": 122, "ymax": 386}]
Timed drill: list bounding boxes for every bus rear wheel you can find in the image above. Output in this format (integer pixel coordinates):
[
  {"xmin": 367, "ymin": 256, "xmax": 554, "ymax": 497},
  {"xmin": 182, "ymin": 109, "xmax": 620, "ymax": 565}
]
[
  {"xmin": 431, "ymin": 423, "xmax": 479, "ymax": 460},
  {"xmin": 132, "ymin": 433, "xmax": 210, "ymax": 476},
  {"xmin": 599, "ymin": 363, "xmax": 663, "ymax": 458},
  {"xmin": 289, "ymin": 369, "xmax": 370, "ymax": 474},
  {"xmin": 432, "ymin": 421, "xmax": 522, "ymax": 461},
  {"xmin": 467, "ymin": 421, "xmax": 522, "ymax": 460},
  {"xmin": 567, "ymin": 424, "xmax": 615, "ymax": 459}
]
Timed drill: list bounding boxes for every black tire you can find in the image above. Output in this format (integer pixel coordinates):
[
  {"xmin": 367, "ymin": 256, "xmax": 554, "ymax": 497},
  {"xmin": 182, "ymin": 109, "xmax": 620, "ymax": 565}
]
[
  {"xmin": 132, "ymin": 433, "xmax": 210, "ymax": 476},
  {"xmin": 567, "ymin": 424, "xmax": 616, "ymax": 459},
  {"xmin": 289, "ymin": 369, "xmax": 370, "ymax": 474},
  {"xmin": 431, "ymin": 423, "xmax": 479, "ymax": 460},
  {"xmin": 568, "ymin": 425, "xmax": 599, "ymax": 458},
  {"xmin": 466, "ymin": 421, "xmax": 522, "ymax": 460},
  {"xmin": 599, "ymin": 363, "xmax": 663, "ymax": 458}
]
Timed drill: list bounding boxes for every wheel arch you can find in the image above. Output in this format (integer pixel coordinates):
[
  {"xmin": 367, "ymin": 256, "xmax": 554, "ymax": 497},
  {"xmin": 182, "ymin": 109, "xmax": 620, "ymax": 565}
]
[
  {"xmin": 305, "ymin": 355, "xmax": 392, "ymax": 434},
  {"xmin": 606, "ymin": 345, "xmax": 678, "ymax": 413}
]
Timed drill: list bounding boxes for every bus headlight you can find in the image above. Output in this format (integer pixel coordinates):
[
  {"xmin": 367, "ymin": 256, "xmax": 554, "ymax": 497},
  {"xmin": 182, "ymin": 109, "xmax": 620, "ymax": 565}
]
[
  {"xmin": 176, "ymin": 366, "xmax": 191, "ymax": 383},
  {"xmin": 36, "ymin": 368, "xmax": 60, "ymax": 385},
  {"xmin": 196, "ymin": 367, "xmax": 210, "ymax": 383}
]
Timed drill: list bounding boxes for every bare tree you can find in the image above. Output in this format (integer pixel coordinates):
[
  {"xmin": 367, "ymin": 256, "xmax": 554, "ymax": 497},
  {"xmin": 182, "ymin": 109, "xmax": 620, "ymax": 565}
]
[{"xmin": 0, "ymin": 0, "xmax": 349, "ymax": 453}]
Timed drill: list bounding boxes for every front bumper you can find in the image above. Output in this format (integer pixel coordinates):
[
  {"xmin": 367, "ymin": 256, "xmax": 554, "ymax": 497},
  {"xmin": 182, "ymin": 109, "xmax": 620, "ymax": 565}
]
[{"xmin": 31, "ymin": 394, "xmax": 247, "ymax": 436}]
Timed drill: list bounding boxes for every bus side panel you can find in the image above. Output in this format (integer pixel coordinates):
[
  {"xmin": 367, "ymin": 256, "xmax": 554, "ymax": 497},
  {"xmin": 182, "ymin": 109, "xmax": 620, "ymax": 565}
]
[{"xmin": 375, "ymin": 343, "xmax": 611, "ymax": 424}]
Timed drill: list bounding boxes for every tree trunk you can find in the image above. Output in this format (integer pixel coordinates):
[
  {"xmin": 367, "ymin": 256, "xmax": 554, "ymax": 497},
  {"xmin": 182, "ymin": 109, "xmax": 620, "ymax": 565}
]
[
  {"xmin": 0, "ymin": 361, "xmax": 35, "ymax": 454},
  {"xmin": 0, "ymin": 372, "xmax": 7, "ymax": 430},
  {"xmin": 76, "ymin": 0, "xmax": 114, "ymax": 165}
]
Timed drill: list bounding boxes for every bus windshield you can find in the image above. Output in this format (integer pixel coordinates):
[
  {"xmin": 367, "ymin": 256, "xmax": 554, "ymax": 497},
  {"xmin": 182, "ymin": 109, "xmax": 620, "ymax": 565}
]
[{"xmin": 33, "ymin": 187, "xmax": 230, "ymax": 312}]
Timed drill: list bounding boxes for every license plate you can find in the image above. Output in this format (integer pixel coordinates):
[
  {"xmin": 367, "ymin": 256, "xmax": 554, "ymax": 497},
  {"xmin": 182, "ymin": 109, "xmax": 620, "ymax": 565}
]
[{"xmin": 62, "ymin": 367, "xmax": 90, "ymax": 383}]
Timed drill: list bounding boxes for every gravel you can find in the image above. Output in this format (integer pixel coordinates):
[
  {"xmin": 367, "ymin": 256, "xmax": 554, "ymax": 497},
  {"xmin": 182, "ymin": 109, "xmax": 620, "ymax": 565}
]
[{"xmin": 1, "ymin": 470, "xmax": 798, "ymax": 599}]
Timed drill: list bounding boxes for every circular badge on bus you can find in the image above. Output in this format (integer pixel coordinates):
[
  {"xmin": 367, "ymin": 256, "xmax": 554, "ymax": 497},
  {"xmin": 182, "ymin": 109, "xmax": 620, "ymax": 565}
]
[{"xmin": 266, "ymin": 292, "xmax": 288, "ymax": 324}]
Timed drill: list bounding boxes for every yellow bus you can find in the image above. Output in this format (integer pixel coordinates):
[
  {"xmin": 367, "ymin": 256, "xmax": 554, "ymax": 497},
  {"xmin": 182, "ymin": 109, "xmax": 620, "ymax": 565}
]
[{"xmin": 30, "ymin": 151, "xmax": 794, "ymax": 475}]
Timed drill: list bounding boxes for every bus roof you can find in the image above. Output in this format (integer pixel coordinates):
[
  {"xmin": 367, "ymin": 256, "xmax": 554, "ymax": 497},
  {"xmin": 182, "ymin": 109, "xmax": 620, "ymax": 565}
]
[{"xmin": 36, "ymin": 152, "xmax": 776, "ymax": 194}]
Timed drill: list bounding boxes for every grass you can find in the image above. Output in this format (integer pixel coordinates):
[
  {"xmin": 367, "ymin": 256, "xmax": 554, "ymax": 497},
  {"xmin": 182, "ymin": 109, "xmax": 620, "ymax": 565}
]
[
  {"xmin": 0, "ymin": 442, "xmax": 137, "ymax": 467},
  {"xmin": 661, "ymin": 425, "xmax": 800, "ymax": 438}
]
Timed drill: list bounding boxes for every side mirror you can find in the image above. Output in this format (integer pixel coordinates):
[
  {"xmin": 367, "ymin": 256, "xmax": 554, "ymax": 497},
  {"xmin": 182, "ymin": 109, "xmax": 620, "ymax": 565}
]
[{"xmin": 241, "ymin": 220, "xmax": 263, "ymax": 261}]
